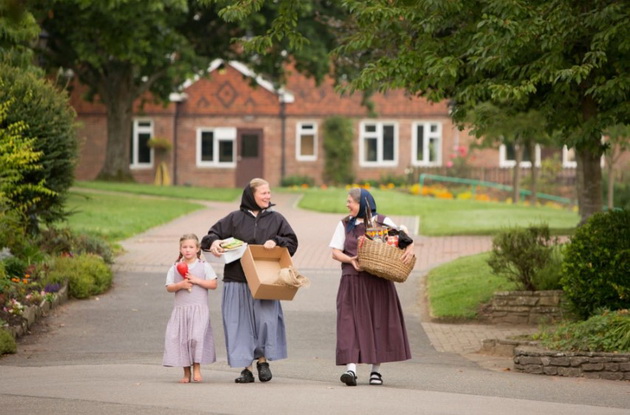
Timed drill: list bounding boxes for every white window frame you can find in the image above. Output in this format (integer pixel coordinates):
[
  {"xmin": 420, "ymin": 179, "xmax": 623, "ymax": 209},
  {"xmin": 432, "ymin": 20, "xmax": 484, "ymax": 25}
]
[
  {"xmin": 130, "ymin": 119, "xmax": 154, "ymax": 169},
  {"xmin": 411, "ymin": 121, "xmax": 442, "ymax": 166},
  {"xmin": 562, "ymin": 146, "xmax": 577, "ymax": 168},
  {"xmin": 499, "ymin": 143, "xmax": 541, "ymax": 168},
  {"xmin": 296, "ymin": 121, "xmax": 317, "ymax": 161},
  {"xmin": 196, "ymin": 127, "xmax": 237, "ymax": 168},
  {"xmin": 359, "ymin": 121, "xmax": 398, "ymax": 167}
]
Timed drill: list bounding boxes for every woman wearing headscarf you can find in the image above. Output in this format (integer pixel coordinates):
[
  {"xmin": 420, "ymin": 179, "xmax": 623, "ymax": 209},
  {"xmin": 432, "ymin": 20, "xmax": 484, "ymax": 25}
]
[
  {"xmin": 201, "ymin": 178, "xmax": 298, "ymax": 383},
  {"xmin": 329, "ymin": 187, "xmax": 414, "ymax": 386}
]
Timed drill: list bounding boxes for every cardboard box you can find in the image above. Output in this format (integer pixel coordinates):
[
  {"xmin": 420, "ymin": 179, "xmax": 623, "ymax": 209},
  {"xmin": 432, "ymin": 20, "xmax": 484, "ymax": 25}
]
[
  {"xmin": 202, "ymin": 243, "xmax": 248, "ymax": 264},
  {"xmin": 240, "ymin": 245, "xmax": 299, "ymax": 301}
]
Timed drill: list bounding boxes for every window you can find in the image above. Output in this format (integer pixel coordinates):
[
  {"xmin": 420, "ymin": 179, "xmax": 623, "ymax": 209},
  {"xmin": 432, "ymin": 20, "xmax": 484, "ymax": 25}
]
[
  {"xmin": 562, "ymin": 146, "xmax": 577, "ymax": 168},
  {"xmin": 130, "ymin": 119, "xmax": 153, "ymax": 168},
  {"xmin": 359, "ymin": 121, "xmax": 397, "ymax": 166},
  {"xmin": 296, "ymin": 122, "xmax": 317, "ymax": 161},
  {"xmin": 499, "ymin": 143, "xmax": 541, "ymax": 168},
  {"xmin": 197, "ymin": 127, "xmax": 236, "ymax": 167},
  {"xmin": 412, "ymin": 122, "xmax": 442, "ymax": 166}
]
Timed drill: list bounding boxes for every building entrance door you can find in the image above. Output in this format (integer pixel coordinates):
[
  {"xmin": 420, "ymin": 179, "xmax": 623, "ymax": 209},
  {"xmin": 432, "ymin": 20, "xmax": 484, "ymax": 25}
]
[{"xmin": 236, "ymin": 129, "xmax": 264, "ymax": 188}]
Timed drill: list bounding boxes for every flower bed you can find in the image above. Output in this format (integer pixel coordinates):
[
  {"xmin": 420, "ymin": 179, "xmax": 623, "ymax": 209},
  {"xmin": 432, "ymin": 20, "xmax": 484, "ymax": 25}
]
[{"xmin": 1, "ymin": 282, "xmax": 68, "ymax": 339}]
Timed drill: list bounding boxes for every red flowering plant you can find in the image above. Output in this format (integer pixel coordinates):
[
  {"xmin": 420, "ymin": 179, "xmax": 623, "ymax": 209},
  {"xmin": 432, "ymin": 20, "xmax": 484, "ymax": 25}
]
[{"xmin": 445, "ymin": 145, "xmax": 473, "ymax": 179}]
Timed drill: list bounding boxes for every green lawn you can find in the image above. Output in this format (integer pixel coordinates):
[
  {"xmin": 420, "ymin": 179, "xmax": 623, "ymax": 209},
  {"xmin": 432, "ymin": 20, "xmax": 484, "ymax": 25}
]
[
  {"xmin": 65, "ymin": 190, "xmax": 205, "ymax": 242},
  {"xmin": 294, "ymin": 187, "xmax": 579, "ymax": 236},
  {"xmin": 74, "ymin": 180, "xmax": 242, "ymax": 202},
  {"xmin": 426, "ymin": 252, "xmax": 517, "ymax": 320}
]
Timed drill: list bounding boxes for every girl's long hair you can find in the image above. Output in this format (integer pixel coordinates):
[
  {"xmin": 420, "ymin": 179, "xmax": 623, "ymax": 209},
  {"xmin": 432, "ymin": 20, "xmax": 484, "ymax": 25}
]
[{"xmin": 175, "ymin": 233, "xmax": 201, "ymax": 263}]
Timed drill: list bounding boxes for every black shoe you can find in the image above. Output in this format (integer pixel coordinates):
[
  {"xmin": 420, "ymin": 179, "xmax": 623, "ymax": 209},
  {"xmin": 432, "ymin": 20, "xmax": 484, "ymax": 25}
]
[
  {"xmin": 256, "ymin": 361, "xmax": 272, "ymax": 382},
  {"xmin": 235, "ymin": 368, "xmax": 255, "ymax": 383},
  {"xmin": 340, "ymin": 370, "xmax": 357, "ymax": 386}
]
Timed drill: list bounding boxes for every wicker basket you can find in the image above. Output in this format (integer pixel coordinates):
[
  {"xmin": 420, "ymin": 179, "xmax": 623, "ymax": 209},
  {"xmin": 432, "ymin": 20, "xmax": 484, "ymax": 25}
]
[{"xmin": 357, "ymin": 236, "xmax": 416, "ymax": 283}]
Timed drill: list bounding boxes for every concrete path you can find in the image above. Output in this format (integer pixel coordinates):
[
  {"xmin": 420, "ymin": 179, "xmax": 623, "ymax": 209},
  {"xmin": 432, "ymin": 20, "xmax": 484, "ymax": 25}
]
[{"xmin": 1, "ymin": 192, "xmax": 628, "ymax": 414}]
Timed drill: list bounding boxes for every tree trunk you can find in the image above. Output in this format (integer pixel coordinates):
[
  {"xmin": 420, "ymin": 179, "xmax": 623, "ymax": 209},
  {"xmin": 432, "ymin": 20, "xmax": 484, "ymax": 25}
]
[
  {"xmin": 512, "ymin": 142, "xmax": 523, "ymax": 203},
  {"xmin": 576, "ymin": 147, "xmax": 603, "ymax": 224},
  {"xmin": 526, "ymin": 141, "xmax": 538, "ymax": 205},
  {"xmin": 96, "ymin": 65, "xmax": 135, "ymax": 181},
  {"xmin": 575, "ymin": 149, "xmax": 584, "ymax": 218},
  {"xmin": 607, "ymin": 163, "xmax": 615, "ymax": 210}
]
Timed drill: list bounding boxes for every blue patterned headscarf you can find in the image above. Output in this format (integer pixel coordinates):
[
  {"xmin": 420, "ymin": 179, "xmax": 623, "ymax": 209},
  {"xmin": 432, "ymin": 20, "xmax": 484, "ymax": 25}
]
[{"xmin": 345, "ymin": 188, "xmax": 378, "ymax": 233}]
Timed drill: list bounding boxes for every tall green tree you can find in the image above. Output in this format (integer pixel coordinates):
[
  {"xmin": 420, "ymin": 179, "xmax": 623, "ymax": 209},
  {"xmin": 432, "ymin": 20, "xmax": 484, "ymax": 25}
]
[
  {"xmin": 1, "ymin": 0, "xmax": 40, "ymax": 68},
  {"xmin": 466, "ymin": 103, "xmax": 551, "ymax": 204},
  {"xmin": 30, "ymin": 0, "xmax": 341, "ymax": 181},
  {"xmin": 1, "ymin": 3, "xmax": 78, "ymax": 231},
  {"xmin": 30, "ymin": 0, "xmax": 222, "ymax": 180},
  {"xmin": 216, "ymin": 0, "xmax": 630, "ymax": 222}
]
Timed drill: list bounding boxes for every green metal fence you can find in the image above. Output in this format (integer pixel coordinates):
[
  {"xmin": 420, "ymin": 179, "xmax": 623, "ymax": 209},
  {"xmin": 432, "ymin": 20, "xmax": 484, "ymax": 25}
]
[{"xmin": 418, "ymin": 173, "xmax": 574, "ymax": 205}]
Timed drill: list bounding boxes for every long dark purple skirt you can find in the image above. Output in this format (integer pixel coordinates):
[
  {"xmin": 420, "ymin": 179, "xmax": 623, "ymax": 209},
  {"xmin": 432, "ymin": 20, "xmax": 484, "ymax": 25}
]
[{"xmin": 336, "ymin": 271, "xmax": 411, "ymax": 365}]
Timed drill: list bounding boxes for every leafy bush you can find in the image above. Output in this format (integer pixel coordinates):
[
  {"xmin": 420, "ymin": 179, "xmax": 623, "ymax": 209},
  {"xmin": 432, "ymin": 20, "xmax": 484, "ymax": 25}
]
[
  {"xmin": 2, "ymin": 256, "xmax": 26, "ymax": 278},
  {"xmin": 281, "ymin": 175, "xmax": 315, "ymax": 188},
  {"xmin": 0, "ymin": 62, "xmax": 78, "ymax": 230},
  {"xmin": 0, "ymin": 99, "xmax": 51, "ymax": 245},
  {"xmin": 73, "ymin": 234, "xmax": 114, "ymax": 265},
  {"xmin": 561, "ymin": 210, "xmax": 630, "ymax": 319},
  {"xmin": 0, "ymin": 328, "xmax": 17, "ymax": 355},
  {"xmin": 36, "ymin": 227, "xmax": 114, "ymax": 264},
  {"xmin": 323, "ymin": 116, "xmax": 354, "ymax": 185},
  {"xmin": 531, "ymin": 244, "xmax": 564, "ymax": 291},
  {"xmin": 44, "ymin": 254, "xmax": 113, "ymax": 299},
  {"xmin": 487, "ymin": 224, "xmax": 557, "ymax": 291},
  {"xmin": 535, "ymin": 309, "xmax": 630, "ymax": 352}
]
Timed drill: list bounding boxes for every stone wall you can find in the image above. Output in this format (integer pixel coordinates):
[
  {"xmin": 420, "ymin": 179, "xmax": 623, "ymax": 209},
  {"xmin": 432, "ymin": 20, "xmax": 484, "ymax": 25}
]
[
  {"xmin": 486, "ymin": 290, "xmax": 565, "ymax": 324},
  {"xmin": 514, "ymin": 346, "xmax": 630, "ymax": 381}
]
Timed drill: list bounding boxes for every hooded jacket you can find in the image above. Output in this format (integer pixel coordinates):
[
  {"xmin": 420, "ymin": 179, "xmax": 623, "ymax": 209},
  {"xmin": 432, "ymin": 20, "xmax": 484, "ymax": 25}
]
[{"xmin": 200, "ymin": 186, "xmax": 298, "ymax": 283}]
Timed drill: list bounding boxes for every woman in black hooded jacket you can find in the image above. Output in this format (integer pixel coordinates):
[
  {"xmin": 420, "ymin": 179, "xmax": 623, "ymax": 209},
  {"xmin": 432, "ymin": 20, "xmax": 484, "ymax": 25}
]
[{"xmin": 201, "ymin": 178, "xmax": 298, "ymax": 384}]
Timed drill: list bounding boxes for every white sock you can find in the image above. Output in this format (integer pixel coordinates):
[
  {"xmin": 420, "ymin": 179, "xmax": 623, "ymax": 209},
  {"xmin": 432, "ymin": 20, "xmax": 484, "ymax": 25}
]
[
  {"xmin": 371, "ymin": 364, "xmax": 381, "ymax": 374},
  {"xmin": 346, "ymin": 363, "xmax": 357, "ymax": 374}
]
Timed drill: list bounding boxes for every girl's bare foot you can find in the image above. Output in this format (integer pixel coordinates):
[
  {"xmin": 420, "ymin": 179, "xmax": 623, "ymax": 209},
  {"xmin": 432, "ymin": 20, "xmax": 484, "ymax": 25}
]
[
  {"xmin": 180, "ymin": 367, "xmax": 192, "ymax": 383},
  {"xmin": 192, "ymin": 363, "xmax": 202, "ymax": 383}
]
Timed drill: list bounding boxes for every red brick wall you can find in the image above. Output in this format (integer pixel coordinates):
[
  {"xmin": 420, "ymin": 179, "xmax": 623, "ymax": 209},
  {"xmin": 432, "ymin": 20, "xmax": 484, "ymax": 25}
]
[{"xmin": 68, "ymin": 62, "xmax": 606, "ymax": 188}]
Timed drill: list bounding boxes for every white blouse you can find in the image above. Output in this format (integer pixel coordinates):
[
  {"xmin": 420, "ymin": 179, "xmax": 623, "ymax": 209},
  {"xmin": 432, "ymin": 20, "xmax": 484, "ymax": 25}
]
[{"xmin": 165, "ymin": 259, "xmax": 217, "ymax": 286}]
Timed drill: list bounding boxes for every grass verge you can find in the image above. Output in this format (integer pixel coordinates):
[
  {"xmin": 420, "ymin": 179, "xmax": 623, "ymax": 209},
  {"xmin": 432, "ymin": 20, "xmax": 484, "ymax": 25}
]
[
  {"xmin": 294, "ymin": 187, "xmax": 578, "ymax": 236},
  {"xmin": 74, "ymin": 180, "xmax": 241, "ymax": 202},
  {"xmin": 64, "ymin": 190, "xmax": 205, "ymax": 242},
  {"xmin": 426, "ymin": 252, "xmax": 517, "ymax": 320}
]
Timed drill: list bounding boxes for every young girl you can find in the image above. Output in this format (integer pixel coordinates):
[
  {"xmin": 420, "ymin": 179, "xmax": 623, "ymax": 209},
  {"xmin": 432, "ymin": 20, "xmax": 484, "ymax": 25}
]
[{"xmin": 163, "ymin": 233, "xmax": 218, "ymax": 383}]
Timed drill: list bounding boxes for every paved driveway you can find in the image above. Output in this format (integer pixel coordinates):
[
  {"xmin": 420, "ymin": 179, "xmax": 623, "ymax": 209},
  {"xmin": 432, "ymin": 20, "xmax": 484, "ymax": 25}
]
[{"xmin": 1, "ymin": 193, "xmax": 628, "ymax": 414}]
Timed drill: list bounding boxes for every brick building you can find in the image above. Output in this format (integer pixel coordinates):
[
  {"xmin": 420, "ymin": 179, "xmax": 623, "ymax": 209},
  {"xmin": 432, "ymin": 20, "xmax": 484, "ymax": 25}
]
[{"xmin": 71, "ymin": 60, "xmax": 609, "ymax": 188}]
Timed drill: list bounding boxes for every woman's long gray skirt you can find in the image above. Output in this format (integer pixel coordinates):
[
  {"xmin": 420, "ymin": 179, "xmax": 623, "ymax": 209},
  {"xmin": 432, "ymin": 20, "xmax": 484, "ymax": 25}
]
[{"xmin": 222, "ymin": 281, "xmax": 288, "ymax": 368}]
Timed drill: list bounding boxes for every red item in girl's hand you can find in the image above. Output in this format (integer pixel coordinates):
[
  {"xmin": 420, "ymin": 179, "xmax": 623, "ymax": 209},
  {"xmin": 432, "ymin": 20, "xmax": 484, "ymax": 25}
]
[
  {"xmin": 176, "ymin": 262, "xmax": 192, "ymax": 292},
  {"xmin": 176, "ymin": 262, "xmax": 188, "ymax": 277}
]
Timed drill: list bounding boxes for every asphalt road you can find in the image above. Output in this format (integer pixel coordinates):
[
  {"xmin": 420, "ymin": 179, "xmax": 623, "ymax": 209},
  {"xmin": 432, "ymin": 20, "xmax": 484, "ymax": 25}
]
[{"xmin": 1, "ymin": 194, "xmax": 628, "ymax": 414}]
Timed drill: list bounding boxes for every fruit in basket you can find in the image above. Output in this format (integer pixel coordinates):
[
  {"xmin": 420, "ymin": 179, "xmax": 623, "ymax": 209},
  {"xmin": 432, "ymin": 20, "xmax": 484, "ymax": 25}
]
[{"xmin": 220, "ymin": 238, "xmax": 244, "ymax": 250}]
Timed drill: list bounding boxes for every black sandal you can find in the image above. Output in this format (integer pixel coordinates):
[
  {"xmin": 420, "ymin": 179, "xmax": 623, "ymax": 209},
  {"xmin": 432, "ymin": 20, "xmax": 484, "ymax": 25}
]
[
  {"xmin": 369, "ymin": 371, "xmax": 383, "ymax": 385},
  {"xmin": 235, "ymin": 368, "xmax": 255, "ymax": 383},
  {"xmin": 340, "ymin": 370, "xmax": 357, "ymax": 386}
]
